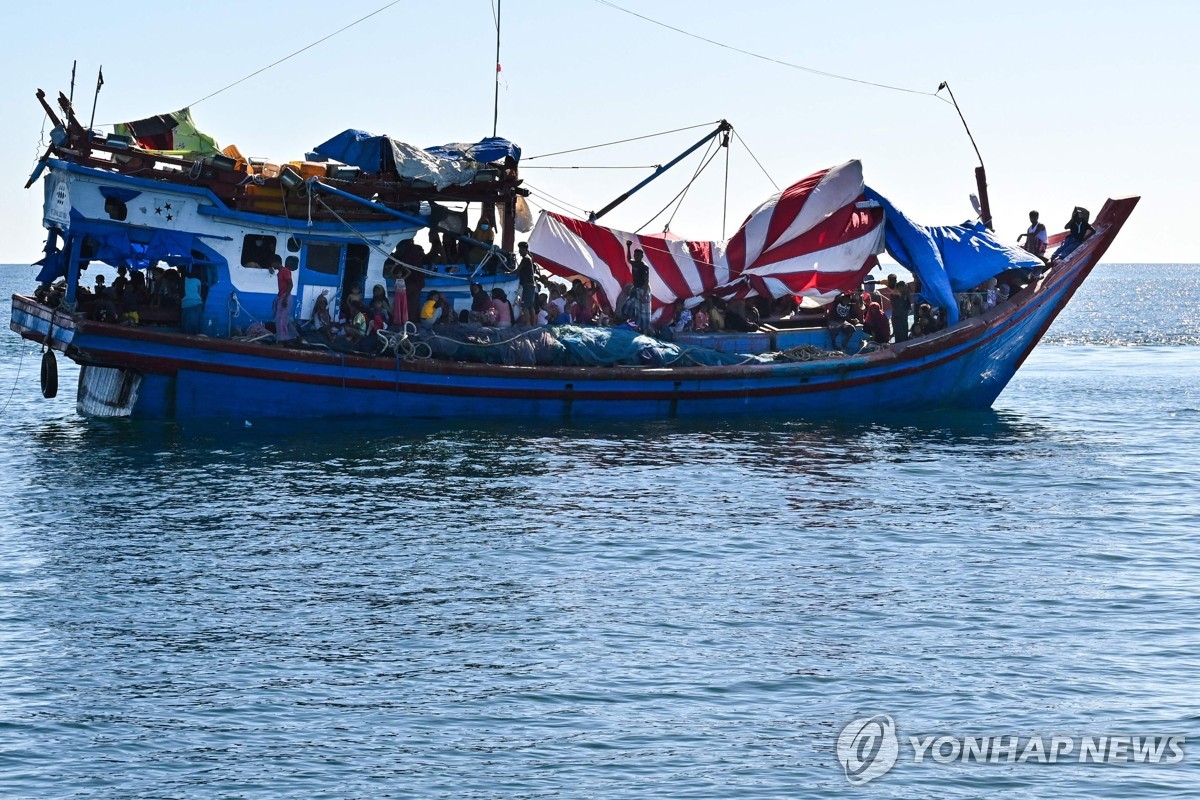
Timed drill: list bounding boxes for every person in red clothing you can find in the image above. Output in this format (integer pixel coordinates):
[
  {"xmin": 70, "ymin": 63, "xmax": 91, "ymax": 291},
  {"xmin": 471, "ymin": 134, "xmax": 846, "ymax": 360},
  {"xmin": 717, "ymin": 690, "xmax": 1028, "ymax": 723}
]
[
  {"xmin": 267, "ymin": 254, "xmax": 295, "ymax": 342},
  {"xmin": 863, "ymin": 298, "xmax": 891, "ymax": 344}
]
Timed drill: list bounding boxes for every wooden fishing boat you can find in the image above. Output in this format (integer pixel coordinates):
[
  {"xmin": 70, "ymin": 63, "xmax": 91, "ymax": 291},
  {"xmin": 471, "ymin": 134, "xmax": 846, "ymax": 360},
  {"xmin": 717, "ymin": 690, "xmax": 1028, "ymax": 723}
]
[{"xmin": 9, "ymin": 89, "xmax": 1138, "ymax": 420}]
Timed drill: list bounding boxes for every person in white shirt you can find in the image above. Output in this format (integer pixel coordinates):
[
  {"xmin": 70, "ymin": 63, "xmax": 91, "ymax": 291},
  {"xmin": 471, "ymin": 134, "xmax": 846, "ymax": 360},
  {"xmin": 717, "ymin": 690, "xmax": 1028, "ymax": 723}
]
[{"xmin": 1018, "ymin": 210, "xmax": 1048, "ymax": 259}]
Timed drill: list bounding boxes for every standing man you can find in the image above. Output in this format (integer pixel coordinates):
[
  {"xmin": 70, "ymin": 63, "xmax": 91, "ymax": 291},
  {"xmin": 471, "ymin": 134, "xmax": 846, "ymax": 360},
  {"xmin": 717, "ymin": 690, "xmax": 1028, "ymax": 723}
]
[
  {"xmin": 181, "ymin": 267, "xmax": 203, "ymax": 335},
  {"xmin": 1017, "ymin": 210, "xmax": 1048, "ymax": 259},
  {"xmin": 892, "ymin": 281, "xmax": 912, "ymax": 343},
  {"xmin": 625, "ymin": 241, "xmax": 652, "ymax": 333},
  {"xmin": 517, "ymin": 241, "xmax": 538, "ymax": 326},
  {"xmin": 267, "ymin": 254, "xmax": 295, "ymax": 342}
]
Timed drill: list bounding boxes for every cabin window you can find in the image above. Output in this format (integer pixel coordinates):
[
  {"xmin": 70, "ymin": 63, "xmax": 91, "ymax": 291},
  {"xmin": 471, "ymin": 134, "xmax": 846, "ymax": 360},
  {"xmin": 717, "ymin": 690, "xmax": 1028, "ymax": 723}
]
[
  {"xmin": 286, "ymin": 236, "xmax": 301, "ymax": 252},
  {"xmin": 104, "ymin": 196, "xmax": 128, "ymax": 221},
  {"xmin": 305, "ymin": 243, "xmax": 342, "ymax": 275},
  {"xmin": 240, "ymin": 234, "xmax": 277, "ymax": 268}
]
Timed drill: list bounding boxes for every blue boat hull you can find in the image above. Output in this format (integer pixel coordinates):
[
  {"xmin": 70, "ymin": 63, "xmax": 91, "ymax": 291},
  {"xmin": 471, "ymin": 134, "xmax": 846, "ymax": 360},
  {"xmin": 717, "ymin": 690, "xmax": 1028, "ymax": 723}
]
[{"xmin": 12, "ymin": 197, "xmax": 1138, "ymax": 421}]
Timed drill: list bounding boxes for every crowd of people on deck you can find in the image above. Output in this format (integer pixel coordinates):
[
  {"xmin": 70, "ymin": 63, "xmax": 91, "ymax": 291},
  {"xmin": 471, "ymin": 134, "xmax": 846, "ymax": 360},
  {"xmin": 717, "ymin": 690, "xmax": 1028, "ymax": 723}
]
[
  {"xmin": 293, "ymin": 221, "xmax": 1061, "ymax": 354},
  {"xmin": 299, "ymin": 237, "xmax": 829, "ymax": 350},
  {"xmin": 33, "ymin": 206, "xmax": 1091, "ymax": 357},
  {"xmin": 37, "ymin": 263, "xmax": 208, "ymax": 333},
  {"xmin": 817, "ymin": 206, "xmax": 1091, "ymax": 351}
]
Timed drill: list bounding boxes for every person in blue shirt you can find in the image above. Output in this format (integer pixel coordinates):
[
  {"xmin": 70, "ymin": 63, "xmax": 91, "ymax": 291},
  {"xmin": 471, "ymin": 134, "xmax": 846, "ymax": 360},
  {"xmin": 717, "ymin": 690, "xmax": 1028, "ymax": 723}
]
[{"xmin": 181, "ymin": 267, "xmax": 203, "ymax": 335}]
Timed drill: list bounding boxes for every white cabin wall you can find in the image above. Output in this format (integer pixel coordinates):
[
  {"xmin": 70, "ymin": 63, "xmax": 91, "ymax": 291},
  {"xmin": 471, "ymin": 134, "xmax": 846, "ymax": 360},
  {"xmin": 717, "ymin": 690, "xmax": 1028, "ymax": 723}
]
[{"xmin": 52, "ymin": 165, "xmax": 419, "ymax": 315}]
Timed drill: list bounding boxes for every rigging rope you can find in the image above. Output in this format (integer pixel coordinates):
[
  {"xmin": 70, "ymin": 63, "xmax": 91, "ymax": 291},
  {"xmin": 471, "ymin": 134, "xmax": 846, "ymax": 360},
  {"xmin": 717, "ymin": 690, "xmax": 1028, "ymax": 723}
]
[
  {"xmin": 522, "ymin": 164, "xmax": 660, "ymax": 170},
  {"xmin": 592, "ymin": 0, "xmax": 951, "ymax": 101},
  {"xmin": 523, "ymin": 183, "xmax": 590, "ymax": 215},
  {"xmin": 525, "ymin": 120, "xmax": 721, "ymax": 161},
  {"xmin": 635, "ymin": 142, "xmax": 723, "ymax": 234},
  {"xmin": 523, "ymin": 193, "xmax": 577, "ymax": 218},
  {"xmin": 187, "ymin": 0, "xmax": 407, "ymax": 108},
  {"xmin": 313, "ymin": 195, "xmax": 473, "ymax": 282},
  {"xmin": 732, "ymin": 128, "xmax": 779, "ymax": 192},
  {"xmin": 663, "ymin": 137, "xmax": 717, "ymax": 232},
  {"xmin": 0, "ymin": 345, "xmax": 27, "ymax": 418}
]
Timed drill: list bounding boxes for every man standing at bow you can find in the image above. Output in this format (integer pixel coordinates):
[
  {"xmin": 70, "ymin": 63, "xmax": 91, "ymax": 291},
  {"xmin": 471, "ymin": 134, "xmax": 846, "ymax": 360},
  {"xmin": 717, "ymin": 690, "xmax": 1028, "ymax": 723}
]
[{"xmin": 1018, "ymin": 210, "xmax": 1048, "ymax": 260}]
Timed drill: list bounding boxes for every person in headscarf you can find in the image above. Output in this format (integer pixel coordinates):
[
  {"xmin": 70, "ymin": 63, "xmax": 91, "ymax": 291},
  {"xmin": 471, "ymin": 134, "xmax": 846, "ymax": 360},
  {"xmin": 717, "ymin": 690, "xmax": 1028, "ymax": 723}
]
[
  {"xmin": 392, "ymin": 270, "xmax": 409, "ymax": 329},
  {"xmin": 268, "ymin": 254, "xmax": 295, "ymax": 342}
]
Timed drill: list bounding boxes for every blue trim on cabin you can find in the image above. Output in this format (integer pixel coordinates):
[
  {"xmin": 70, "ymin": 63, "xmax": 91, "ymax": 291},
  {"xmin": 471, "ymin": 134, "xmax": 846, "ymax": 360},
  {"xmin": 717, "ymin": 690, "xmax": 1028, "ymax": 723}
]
[{"xmin": 48, "ymin": 159, "xmax": 421, "ymax": 236}]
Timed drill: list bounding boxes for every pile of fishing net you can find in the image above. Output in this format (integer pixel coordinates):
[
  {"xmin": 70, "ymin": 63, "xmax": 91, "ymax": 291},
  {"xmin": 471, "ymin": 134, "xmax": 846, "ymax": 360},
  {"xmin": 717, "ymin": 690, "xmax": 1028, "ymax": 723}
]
[
  {"xmin": 772, "ymin": 344, "xmax": 849, "ymax": 362},
  {"xmin": 419, "ymin": 324, "xmax": 773, "ymax": 367}
]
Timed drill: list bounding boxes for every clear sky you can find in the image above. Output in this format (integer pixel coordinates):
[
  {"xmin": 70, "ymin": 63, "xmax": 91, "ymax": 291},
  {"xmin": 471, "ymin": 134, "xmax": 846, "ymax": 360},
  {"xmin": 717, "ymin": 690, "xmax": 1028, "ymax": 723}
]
[{"xmin": 1, "ymin": 0, "xmax": 1194, "ymax": 263}]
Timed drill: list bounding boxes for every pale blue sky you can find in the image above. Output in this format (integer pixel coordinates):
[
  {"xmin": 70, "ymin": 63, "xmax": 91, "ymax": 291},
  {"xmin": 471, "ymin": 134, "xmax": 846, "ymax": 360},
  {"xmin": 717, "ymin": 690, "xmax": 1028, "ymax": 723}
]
[{"xmin": 2, "ymin": 1, "xmax": 1194, "ymax": 263}]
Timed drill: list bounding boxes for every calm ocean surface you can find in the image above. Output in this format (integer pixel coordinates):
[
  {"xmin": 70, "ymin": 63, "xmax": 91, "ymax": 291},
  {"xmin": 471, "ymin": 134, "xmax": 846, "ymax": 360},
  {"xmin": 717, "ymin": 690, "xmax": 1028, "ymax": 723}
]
[{"xmin": 0, "ymin": 264, "xmax": 1197, "ymax": 799}]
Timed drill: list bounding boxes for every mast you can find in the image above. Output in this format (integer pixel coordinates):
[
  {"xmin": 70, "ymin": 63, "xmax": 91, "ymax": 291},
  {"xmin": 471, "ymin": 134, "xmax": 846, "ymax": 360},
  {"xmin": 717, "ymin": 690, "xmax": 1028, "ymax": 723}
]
[
  {"xmin": 87, "ymin": 66, "xmax": 104, "ymax": 135},
  {"xmin": 938, "ymin": 81, "xmax": 992, "ymax": 231},
  {"xmin": 492, "ymin": 0, "xmax": 501, "ymax": 138}
]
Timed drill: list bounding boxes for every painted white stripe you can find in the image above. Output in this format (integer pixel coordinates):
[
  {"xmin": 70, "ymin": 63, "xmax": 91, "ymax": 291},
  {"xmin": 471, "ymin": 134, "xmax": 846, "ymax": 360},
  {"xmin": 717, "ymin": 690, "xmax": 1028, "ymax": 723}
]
[
  {"xmin": 744, "ymin": 224, "xmax": 884, "ymax": 279},
  {"xmin": 664, "ymin": 236, "xmax": 709, "ymax": 297},
  {"xmin": 738, "ymin": 192, "xmax": 778, "ymax": 268},
  {"xmin": 770, "ymin": 160, "xmax": 866, "ymax": 250},
  {"xmin": 529, "ymin": 212, "xmax": 626, "ymax": 310}
]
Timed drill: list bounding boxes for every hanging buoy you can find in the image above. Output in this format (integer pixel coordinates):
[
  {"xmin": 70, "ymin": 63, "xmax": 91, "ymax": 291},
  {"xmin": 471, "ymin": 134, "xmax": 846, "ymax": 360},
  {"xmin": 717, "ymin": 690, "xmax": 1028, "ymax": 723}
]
[{"xmin": 40, "ymin": 350, "xmax": 58, "ymax": 399}]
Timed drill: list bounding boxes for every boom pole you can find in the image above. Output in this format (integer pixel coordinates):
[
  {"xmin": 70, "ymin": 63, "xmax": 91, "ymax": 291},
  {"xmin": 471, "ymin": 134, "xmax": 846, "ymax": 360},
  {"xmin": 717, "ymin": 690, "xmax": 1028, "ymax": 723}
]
[{"xmin": 589, "ymin": 120, "xmax": 732, "ymax": 222}]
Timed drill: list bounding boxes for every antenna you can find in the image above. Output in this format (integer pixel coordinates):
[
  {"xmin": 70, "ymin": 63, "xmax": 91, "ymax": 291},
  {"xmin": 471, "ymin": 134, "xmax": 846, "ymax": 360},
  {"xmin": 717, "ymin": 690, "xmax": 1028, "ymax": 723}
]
[
  {"xmin": 492, "ymin": 0, "xmax": 502, "ymax": 137},
  {"xmin": 68, "ymin": 60, "xmax": 77, "ymax": 106}
]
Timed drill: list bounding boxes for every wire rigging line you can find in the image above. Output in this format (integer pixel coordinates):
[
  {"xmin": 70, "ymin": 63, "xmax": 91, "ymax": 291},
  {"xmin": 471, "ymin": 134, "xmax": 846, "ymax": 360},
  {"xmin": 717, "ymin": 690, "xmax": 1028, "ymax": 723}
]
[
  {"xmin": 522, "ymin": 164, "xmax": 660, "ymax": 170},
  {"xmin": 187, "ymin": 0, "xmax": 407, "ymax": 108},
  {"xmin": 635, "ymin": 143, "xmax": 723, "ymax": 234},
  {"xmin": 523, "ymin": 193, "xmax": 568, "ymax": 215},
  {"xmin": 523, "ymin": 183, "xmax": 590, "ymax": 214},
  {"xmin": 525, "ymin": 120, "xmax": 721, "ymax": 161},
  {"xmin": 664, "ymin": 138, "xmax": 717, "ymax": 231},
  {"xmin": 592, "ymin": 0, "xmax": 950, "ymax": 101},
  {"xmin": 732, "ymin": 129, "xmax": 779, "ymax": 192},
  {"xmin": 524, "ymin": 193, "xmax": 577, "ymax": 217}
]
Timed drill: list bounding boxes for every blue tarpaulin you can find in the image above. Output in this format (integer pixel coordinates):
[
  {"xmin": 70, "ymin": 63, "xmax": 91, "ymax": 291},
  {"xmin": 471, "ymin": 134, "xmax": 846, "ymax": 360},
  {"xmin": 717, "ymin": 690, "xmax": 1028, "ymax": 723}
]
[
  {"xmin": 313, "ymin": 131, "xmax": 521, "ymax": 174},
  {"xmin": 865, "ymin": 187, "xmax": 1042, "ymax": 324},
  {"xmin": 312, "ymin": 129, "xmax": 390, "ymax": 172},
  {"xmin": 89, "ymin": 229, "xmax": 197, "ymax": 270},
  {"xmin": 425, "ymin": 137, "xmax": 521, "ymax": 164},
  {"xmin": 35, "ymin": 218, "xmax": 200, "ymax": 282}
]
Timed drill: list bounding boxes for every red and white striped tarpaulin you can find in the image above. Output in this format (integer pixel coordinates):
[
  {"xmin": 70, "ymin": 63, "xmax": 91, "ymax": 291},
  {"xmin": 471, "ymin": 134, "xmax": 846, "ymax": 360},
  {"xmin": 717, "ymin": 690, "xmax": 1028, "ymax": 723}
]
[{"xmin": 527, "ymin": 160, "xmax": 884, "ymax": 316}]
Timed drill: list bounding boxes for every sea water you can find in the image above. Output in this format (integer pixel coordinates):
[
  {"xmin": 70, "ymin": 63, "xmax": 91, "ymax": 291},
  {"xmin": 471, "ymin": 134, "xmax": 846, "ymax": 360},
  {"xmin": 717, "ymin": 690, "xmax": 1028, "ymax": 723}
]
[{"xmin": 0, "ymin": 265, "xmax": 1197, "ymax": 799}]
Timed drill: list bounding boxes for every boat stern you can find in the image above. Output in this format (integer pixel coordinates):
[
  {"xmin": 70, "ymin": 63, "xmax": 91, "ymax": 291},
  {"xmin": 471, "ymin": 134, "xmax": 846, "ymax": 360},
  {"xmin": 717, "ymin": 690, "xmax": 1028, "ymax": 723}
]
[{"xmin": 10, "ymin": 294, "xmax": 77, "ymax": 352}]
